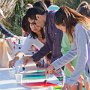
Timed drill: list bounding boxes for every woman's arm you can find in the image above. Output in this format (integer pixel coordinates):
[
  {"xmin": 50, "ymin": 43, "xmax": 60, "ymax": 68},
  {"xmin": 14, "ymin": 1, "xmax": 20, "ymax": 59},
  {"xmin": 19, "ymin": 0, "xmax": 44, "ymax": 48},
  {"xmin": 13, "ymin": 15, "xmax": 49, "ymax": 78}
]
[
  {"xmin": 32, "ymin": 42, "xmax": 51, "ymax": 62},
  {"xmin": 0, "ymin": 23, "xmax": 14, "ymax": 37},
  {"xmin": 66, "ymin": 63, "xmax": 75, "ymax": 72},
  {"xmin": 66, "ymin": 23, "xmax": 88, "ymax": 85},
  {"xmin": 51, "ymin": 40, "xmax": 77, "ymax": 70}
]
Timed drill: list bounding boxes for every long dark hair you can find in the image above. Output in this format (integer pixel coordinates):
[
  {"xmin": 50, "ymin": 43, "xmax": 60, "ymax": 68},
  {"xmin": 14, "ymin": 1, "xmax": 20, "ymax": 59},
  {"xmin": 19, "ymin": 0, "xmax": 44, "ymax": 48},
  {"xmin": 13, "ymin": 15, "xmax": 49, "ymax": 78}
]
[
  {"xmin": 22, "ymin": 15, "xmax": 30, "ymax": 36},
  {"xmin": 26, "ymin": 7, "xmax": 46, "ymax": 20},
  {"xmin": 77, "ymin": 1, "xmax": 90, "ymax": 17},
  {"xmin": 22, "ymin": 15, "xmax": 45, "ymax": 39},
  {"xmin": 30, "ymin": 28, "xmax": 45, "ymax": 39},
  {"xmin": 44, "ymin": 0, "xmax": 52, "ymax": 8},
  {"xmin": 33, "ymin": 1, "xmax": 48, "ymax": 11},
  {"xmin": 77, "ymin": 1, "xmax": 89, "ymax": 10},
  {"xmin": 54, "ymin": 6, "xmax": 90, "ymax": 42}
]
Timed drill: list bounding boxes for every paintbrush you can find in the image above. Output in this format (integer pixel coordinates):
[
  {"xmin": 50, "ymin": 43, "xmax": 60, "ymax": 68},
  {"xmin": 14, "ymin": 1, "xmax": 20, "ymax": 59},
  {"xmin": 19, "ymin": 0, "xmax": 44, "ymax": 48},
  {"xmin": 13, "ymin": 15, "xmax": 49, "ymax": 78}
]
[
  {"xmin": 44, "ymin": 71, "xmax": 48, "ymax": 85},
  {"xmin": 22, "ymin": 55, "xmax": 26, "ymax": 71}
]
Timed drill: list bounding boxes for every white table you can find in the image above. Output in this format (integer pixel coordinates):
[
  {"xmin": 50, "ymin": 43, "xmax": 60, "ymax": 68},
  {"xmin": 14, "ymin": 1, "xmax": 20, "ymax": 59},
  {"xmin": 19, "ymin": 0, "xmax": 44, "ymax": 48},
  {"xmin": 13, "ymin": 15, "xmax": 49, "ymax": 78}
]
[
  {"xmin": 0, "ymin": 68, "xmax": 61, "ymax": 90},
  {"xmin": 0, "ymin": 68, "xmax": 29, "ymax": 90}
]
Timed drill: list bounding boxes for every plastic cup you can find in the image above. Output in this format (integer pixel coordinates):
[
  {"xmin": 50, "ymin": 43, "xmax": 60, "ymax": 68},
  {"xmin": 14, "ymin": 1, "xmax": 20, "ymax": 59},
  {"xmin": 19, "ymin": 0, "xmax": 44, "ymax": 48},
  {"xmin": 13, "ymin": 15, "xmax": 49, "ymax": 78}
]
[{"xmin": 15, "ymin": 73, "xmax": 22, "ymax": 84}]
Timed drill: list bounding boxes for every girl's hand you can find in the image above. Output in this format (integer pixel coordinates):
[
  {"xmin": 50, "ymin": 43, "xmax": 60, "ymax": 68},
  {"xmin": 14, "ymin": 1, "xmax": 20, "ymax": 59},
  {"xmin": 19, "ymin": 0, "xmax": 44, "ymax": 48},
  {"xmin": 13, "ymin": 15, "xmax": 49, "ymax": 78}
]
[
  {"xmin": 9, "ymin": 57, "xmax": 18, "ymax": 67},
  {"xmin": 45, "ymin": 65, "xmax": 55, "ymax": 75},
  {"xmin": 78, "ymin": 75, "xmax": 84, "ymax": 84},
  {"xmin": 23, "ymin": 55, "xmax": 34, "ymax": 65},
  {"xmin": 62, "ymin": 83, "xmax": 71, "ymax": 90}
]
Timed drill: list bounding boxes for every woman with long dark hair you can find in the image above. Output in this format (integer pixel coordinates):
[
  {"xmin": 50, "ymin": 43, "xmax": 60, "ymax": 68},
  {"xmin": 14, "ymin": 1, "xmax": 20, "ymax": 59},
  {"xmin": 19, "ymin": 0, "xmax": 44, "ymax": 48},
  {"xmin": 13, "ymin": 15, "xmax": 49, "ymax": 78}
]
[{"xmin": 9, "ymin": 15, "xmax": 51, "ymax": 68}]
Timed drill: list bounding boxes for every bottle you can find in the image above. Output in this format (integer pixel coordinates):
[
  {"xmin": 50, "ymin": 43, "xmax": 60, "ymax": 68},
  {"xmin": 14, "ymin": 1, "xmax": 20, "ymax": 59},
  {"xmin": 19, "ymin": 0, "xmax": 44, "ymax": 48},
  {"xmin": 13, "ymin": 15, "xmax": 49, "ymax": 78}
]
[{"xmin": 18, "ymin": 38, "xmax": 21, "ymax": 49}]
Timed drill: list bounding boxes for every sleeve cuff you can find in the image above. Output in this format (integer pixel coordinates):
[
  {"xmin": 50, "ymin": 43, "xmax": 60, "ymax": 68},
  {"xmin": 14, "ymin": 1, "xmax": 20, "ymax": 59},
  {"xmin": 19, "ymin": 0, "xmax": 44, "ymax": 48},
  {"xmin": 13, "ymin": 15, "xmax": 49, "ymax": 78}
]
[
  {"xmin": 51, "ymin": 62, "xmax": 60, "ymax": 70},
  {"xmin": 65, "ymin": 78, "xmax": 76, "ymax": 86}
]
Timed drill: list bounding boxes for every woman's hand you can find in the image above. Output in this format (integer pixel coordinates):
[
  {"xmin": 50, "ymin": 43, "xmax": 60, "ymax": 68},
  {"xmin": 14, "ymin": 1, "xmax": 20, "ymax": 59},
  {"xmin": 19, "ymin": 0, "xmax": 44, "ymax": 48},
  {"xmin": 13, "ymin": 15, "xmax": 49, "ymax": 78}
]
[
  {"xmin": 45, "ymin": 65, "xmax": 55, "ymax": 75},
  {"xmin": 78, "ymin": 75, "xmax": 84, "ymax": 84},
  {"xmin": 62, "ymin": 83, "xmax": 71, "ymax": 90},
  {"xmin": 23, "ymin": 55, "xmax": 34, "ymax": 65},
  {"xmin": 9, "ymin": 56, "xmax": 19, "ymax": 67}
]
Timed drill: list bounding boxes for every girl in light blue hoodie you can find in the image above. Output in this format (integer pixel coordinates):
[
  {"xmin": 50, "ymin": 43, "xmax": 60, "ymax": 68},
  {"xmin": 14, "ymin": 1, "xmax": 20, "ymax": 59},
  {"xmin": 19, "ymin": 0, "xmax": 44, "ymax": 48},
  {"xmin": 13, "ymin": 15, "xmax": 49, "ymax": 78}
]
[{"xmin": 46, "ymin": 6, "xmax": 90, "ymax": 90}]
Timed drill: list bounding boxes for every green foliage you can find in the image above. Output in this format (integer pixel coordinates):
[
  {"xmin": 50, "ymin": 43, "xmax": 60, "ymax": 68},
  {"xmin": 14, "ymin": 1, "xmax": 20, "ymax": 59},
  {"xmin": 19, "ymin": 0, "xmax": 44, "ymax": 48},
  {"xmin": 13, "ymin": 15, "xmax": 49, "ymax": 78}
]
[
  {"xmin": 54, "ymin": 0, "xmax": 80, "ymax": 9},
  {"xmin": 9, "ymin": 0, "xmax": 24, "ymax": 36},
  {"xmin": 7, "ymin": 0, "xmax": 34, "ymax": 36},
  {"xmin": 54, "ymin": 0, "xmax": 90, "ymax": 9}
]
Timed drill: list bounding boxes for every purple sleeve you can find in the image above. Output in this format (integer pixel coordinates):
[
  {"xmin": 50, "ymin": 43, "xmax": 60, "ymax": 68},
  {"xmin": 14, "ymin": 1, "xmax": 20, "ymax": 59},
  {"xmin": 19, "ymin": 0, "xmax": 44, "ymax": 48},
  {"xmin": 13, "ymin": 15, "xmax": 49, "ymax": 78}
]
[
  {"xmin": 32, "ymin": 42, "xmax": 50, "ymax": 62},
  {"xmin": 32, "ymin": 12, "xmax": 51, "ymax": 62}
]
